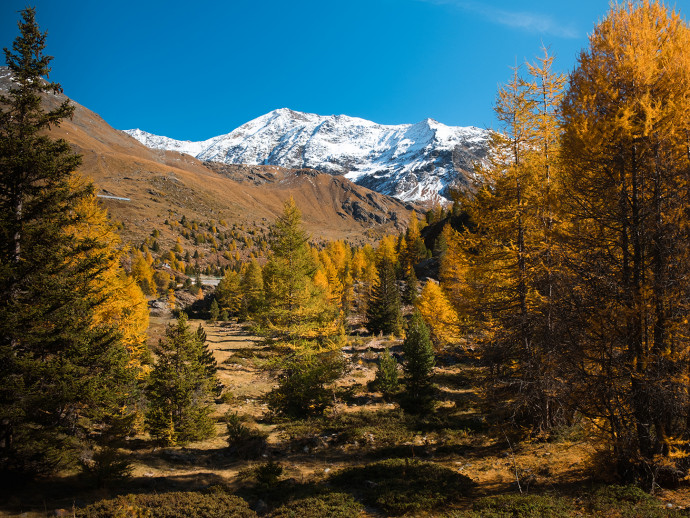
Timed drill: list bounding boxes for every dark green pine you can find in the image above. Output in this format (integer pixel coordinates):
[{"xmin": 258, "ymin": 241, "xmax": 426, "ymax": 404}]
[
  {"xmin": 146, "ymin": 315, "xmax": 219, "ymax": 445},
  {"xmin": 0, "ymin": 8, "xmax": 138, "ymax": 479},
  {"xmin": 366, "ymin": 258, "xmax": 403, "ymax": 336},
  {"xmin": 401, "ymin": 311, "xmax": 435, "ymax": 413}
]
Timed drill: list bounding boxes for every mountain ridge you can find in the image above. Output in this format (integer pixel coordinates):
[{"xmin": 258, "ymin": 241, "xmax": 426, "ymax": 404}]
[
  {"xmin": 125, "ymin": 108, "xmax": 490, "ymax": 205},
  {"xmin": 0, "ymin": 66, "xmax": 415, "ymax": 249}
]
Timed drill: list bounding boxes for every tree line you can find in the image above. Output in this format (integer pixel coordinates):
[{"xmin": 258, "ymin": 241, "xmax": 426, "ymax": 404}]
[{"xmin": 439, "ymin": 0, "xmax": 690, "ymax": 481}]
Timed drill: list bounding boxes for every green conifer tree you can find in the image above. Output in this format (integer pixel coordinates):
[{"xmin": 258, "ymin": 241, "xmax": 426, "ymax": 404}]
[
  {"xmin": 261, "ymin": 198, "xmax": 337, "ymax": 345},
  {"xmin": 209, "ymin": 298, "xmax": 220, "ymax": 322},
  {"xmin": 146, "ymin": 315, "xmax": 218, "ymax": 445},
  {"xmin": 366, "ymin": 258, "xmax": 403, "ymax": 336},
  {"xmin": 373, "ymin": 348, "xmax": 399, "ymax": 401},
  {"xmin": 401, "ymin": 311, "xmax": 435, "ymax": 413},
  {"xmin": 402, "ymin": 267, "xmax": 419, "ymax": 305},
  {"xmin": 240, "ymin": 259, "xmax": 264, "ymax": 319},
  {"xmin": 0, "ymin": 8, "xmax": 140, "ymax": 477}
]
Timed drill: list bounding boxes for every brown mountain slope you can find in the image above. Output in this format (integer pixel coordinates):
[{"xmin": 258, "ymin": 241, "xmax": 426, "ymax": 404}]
[{"xmin": 0, "ymin": 69, "xmax": 413, "ymax": 248}]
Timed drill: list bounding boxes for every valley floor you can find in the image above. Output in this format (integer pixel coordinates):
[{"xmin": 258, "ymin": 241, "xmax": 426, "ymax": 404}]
[{"xmin": 2, "ymin": 319, "xmax": 690, "ymax": 516}]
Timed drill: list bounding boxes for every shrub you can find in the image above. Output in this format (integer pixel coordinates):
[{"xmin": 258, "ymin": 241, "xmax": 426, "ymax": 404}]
[
  {"xmin": 268, "ymin": 492, "xmax": 363, "ymax": 518},
  {"xmin": 265, "ymin": 351, "xmax": 345, "ymax": 418},
  {"xmin": 463, "ymin": 493, "xmax": 574, "ymax": 517},
  {"xmin": 587, "ymin": 485, "xmax": 675, "ymax": 517},
  {"xmin": 328, "ymin": 458, "xmax": 474, "ymax": 515},
  {"xmin": 76, "ymin": 490, "xmax": 256, "ymax": 517},
  {"xmin": 226, "ymin": 412, "xmax": 267, "ymax": 459},
  {"xmin": 79, "ymin": 446, "xmax": 132, "ymax": 488},
  {"xmin": 255, "ymin": 461, "xmax": 283, "ymax": 488}
]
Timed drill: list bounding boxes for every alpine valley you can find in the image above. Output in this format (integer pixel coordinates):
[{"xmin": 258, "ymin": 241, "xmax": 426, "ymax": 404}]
[{"xmin": 0, "ymin": 67, "xmax": 425, "ymax": 248}]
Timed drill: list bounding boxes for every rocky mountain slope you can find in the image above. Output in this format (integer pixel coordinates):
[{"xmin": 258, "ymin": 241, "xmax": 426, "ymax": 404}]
[
  {"xmin": 125, "ymin": 109, "xmax": 490, "ymax": 205},
  {"xmin": 0, "ymin": 67, "xmax": 413, "ymax": 248}
]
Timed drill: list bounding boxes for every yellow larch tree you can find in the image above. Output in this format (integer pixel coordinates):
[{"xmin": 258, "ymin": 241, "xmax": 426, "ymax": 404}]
[
  {"xmin": 558, "ymin": 0, "xmax": 690, "ymax": 470},
  {"xmin": 415, "ymin": 280, "xmax": 460, "ymax": 350}
]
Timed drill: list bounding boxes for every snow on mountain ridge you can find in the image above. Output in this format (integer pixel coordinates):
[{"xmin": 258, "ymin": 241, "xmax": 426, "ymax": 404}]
[{"xmin": 124, "ymin": 108, "xmax": 490, "ymax": 204}]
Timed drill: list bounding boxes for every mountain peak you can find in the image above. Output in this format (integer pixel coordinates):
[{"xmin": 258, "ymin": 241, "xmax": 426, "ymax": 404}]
[{"xmin": 124, "ymin": 109, "xmax": 490, "ymax": 204}]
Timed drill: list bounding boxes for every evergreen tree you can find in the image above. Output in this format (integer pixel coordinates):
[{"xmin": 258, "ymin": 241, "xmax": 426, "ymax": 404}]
[
  {"xmin": 366, "ymin": 257, "xmax": 403, "ymax": 336},
  {"xmin": 402, "ymin": 266, "xmax": 418, "ymax": 305},
  {"xmin": 373, "ymin": 348, "xmax": 399, "ymax": 401},
  {"xmin": 401, "ymin": 311, "xmax": 435, "ymax": 413},
  {"xmin": 196, "ymin": 323, "xmax": 222, "ymax": 397},
  {"xmin": 146, "ymin": 315, "xmax": 218, "ymax": 445},
  {"xmin": 240, "ymin": 259, "xmax": 264, "ymax": 319},
  {"xmin": 0, "ymin": 9, "xmax": 141, "ymax": 478},
  {"xmin": 209, "ymin": 298, "xmax": 220, "ymax": 322},
  {"xmin": 265, "ymin": 350, "xmax": 345, "ymax": 418}
]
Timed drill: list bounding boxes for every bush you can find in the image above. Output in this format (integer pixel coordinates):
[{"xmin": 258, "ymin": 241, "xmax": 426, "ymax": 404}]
[
  {"xmin": 265, "ymin": 351, "xmax": 345, "ymax": 418},
  {"xmin": 462, "ymin": 493, "xmax": 574, "ymax": 517},
  {"xmin": 268, "ymin": 492, "xmax": 363, "ymax": 518},
  {"xmin": 79, "ymin": 446, "xmax": 132, "ymax": 488},
  {"xmin": 76, "ymin": 489, "xmax": 256, "ymax": 517},
  {"xmin": 328, "ymin": 458, "xmax": 474, "ymax": 515},
  {"xmin": 255, "ymin": 461, "xmax": 283, "ymax": 488},
  {"xmin": 226, "ymin": 412, "xmax": 268, "ymax": 459},
  {"xmin": 587, "ymin": 485, "xmax": 675, "ymax": 517}
]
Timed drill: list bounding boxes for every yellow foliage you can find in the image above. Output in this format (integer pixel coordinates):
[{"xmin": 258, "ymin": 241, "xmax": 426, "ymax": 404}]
[
  {"xmin": 415, "ymin": 280, "xmax": 460, "ymax": 349},
  {"xmin": 376, "ymin": 235, "xmax": 398, "ymax": 265},
  {"xmin": 67, "ymin": 185, "xmax": 149, "ymax": 376}
]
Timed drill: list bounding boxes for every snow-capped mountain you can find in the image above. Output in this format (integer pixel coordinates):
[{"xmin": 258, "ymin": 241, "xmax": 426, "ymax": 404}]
[{"xmin": 124, "ymin": 108, "xmax": 490, "ymax": 204}]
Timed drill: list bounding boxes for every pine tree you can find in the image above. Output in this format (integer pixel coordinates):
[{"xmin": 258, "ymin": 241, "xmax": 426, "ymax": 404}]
[
  {"xmin": 146, "ymin": 315, "xmax": 218, "ymax": 445},
  {"xmin": 240, "ymin": 259, "xmax": 264, "ymax": 319},
  {"xmin": 366, "ymin": 257, "xmax": 403, "ymax": 336},
  {"xmin": 402, "ymin": 266, "xmax": 418, "ymax": 305},
  {"xmin": 401, "ymin": 311, "xmax": 435, "ymax": 413},
  {"xmin": 209, "ymin": 298, "xmax": 220, "ymax": 322},
  {"xmin": 373, "ymin": 347, "xmax": 399, "ymax": 401},
  {"xmin": 0, "ymin": 9, "xmax": 142, "ymax": 477},
  {"xmin": 196, "ymin": 323, "xmax": 222, "ymax": 397}
]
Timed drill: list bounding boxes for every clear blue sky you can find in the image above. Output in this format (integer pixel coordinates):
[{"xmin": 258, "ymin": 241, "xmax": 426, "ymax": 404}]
[{"xmin": 2, "ymin": 1, "xmax": 689, "ymax": 140}]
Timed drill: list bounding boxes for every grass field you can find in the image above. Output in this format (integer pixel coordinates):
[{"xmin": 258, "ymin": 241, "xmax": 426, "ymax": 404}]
[{"xmin": 3, "ymin": 319, "xmax": 689, "ymax": 517}]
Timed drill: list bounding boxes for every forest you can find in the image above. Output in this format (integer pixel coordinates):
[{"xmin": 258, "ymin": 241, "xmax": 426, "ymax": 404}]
[{"xmin": 2, "ymin": 1, "xmax": 690, "ymax": 516}]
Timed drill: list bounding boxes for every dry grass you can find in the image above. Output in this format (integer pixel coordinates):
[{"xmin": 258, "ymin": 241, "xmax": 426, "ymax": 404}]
[{"xmin": 2, "ymin": 318, "xmax": 689, "ymax": 516}]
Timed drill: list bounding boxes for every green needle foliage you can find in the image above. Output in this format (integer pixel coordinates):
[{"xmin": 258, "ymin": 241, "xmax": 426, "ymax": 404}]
[
  {"xmin": 366, "ymin": 257, "xmax": 403, "ymax": 336},
  {"xmin": 266, "ymin": 350, "xmax": 345, "ymax": 418},
  {"xmin": 146, "ymin": 314, "xmax": 219, "ymax": 445},
  {"xmin": 373, "ymin": 347, "xmax": 400, "ymax": 401},
  {"xmin": 401, "ymin": 311, "xmax": 435, "ymax": 413},
  {"xmin": 0, "ymin": 8, "xmax": 140, "ymax": 479},
  {"xmin": 260, "ymin": 197, "xmax": 339, "ymax": 346}
]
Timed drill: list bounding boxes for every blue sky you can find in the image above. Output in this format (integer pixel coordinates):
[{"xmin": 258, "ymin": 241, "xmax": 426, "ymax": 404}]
[{"xmin": 2, "ymin": 1, "xmax": 688, "ymax": 140}]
